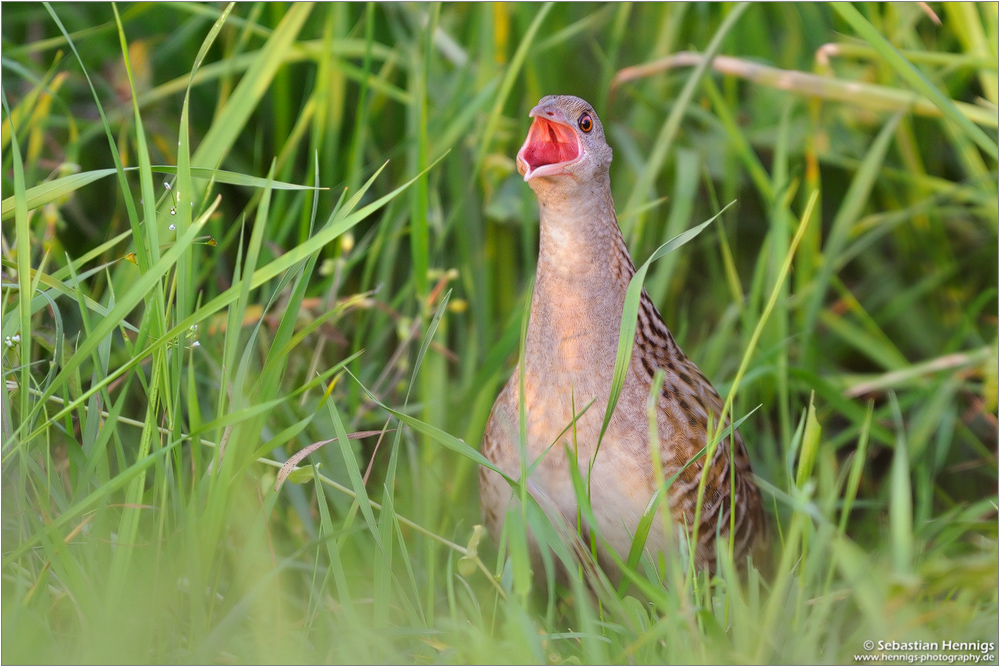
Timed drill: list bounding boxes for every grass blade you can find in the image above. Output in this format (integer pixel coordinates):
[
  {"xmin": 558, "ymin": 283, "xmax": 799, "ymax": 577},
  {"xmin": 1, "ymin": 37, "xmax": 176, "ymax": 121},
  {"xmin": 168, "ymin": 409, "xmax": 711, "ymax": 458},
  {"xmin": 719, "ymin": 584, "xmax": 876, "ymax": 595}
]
[
  {"xmin": 832, "ymin": 2, "xmax": 998, "ymax": 160},
  {"xmin": 597, "ymin": 201, "xmax": 735, "ymax": 449}
]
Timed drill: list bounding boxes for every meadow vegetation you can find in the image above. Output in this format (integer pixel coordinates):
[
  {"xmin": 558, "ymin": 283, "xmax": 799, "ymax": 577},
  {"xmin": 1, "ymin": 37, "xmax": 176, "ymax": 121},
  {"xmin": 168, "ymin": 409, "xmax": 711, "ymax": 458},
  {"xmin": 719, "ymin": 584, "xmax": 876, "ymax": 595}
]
[{"xmin": 2, "ymin": 2, "xmax": 997, "ymax": 663}]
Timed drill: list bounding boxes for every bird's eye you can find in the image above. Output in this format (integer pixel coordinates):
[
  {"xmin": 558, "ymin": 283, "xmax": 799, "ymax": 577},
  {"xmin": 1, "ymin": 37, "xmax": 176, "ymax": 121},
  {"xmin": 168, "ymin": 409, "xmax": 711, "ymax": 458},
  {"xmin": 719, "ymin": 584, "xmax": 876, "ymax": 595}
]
[{"xmin": 578, "ymin": 113, "xmax": 593, "ymax": 133}]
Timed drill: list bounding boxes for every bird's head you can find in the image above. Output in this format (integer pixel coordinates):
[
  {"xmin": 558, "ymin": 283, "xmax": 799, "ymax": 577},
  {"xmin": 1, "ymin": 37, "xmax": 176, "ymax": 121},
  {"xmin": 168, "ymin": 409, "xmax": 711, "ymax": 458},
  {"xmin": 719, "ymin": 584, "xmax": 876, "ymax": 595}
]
[{"xmin": 516, "ymin": 95, "xmax": 613, "ymax": 189}]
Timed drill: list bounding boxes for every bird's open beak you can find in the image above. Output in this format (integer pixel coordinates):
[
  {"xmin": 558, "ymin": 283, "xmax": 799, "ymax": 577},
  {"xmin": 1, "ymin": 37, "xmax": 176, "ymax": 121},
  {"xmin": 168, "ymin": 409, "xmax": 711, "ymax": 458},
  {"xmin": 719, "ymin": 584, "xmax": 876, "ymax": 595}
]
[{"xmin": 516, "ymin": 103, "xmax": 582, "ymax": 181}]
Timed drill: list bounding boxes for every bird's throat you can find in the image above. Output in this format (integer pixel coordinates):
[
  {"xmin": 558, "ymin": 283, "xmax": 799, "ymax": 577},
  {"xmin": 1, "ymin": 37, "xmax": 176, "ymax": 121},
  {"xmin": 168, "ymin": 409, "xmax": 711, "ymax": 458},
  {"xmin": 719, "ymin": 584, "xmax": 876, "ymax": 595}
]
[{"xmin": 534, "ymin": 181, "xmax": 630, "ymax": 290}]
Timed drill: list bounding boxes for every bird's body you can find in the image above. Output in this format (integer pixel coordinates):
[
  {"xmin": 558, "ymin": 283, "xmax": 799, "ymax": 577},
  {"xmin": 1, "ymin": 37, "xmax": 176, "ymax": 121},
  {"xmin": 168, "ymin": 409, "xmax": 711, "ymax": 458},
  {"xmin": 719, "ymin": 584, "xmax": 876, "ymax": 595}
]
[{"xmin": 479, "ymin": 95, "xmax": 765, "ymax": 581}]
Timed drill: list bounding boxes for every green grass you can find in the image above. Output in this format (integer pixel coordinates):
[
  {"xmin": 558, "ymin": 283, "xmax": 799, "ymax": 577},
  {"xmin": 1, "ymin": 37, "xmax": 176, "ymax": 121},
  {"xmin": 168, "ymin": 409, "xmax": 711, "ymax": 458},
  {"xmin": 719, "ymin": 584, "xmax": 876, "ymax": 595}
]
[{"xmin": 2, "ymin": 2, "xmax": 997, "ymax": 663}]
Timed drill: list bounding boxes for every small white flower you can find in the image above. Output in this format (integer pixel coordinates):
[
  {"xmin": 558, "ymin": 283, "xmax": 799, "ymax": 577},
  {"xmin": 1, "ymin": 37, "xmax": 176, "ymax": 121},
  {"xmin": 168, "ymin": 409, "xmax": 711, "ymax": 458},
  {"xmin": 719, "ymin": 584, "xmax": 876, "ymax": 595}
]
[
  {"xmin": 164, "ymin": 181, "xmax": 172, "ymax": 191},
  {"xmin": 169, "ymin": 224, "xmax": 176, "ymax": 231},
  {"xmin": 191, "ymin": 341, "xmax": 200, "ymax": 348}
]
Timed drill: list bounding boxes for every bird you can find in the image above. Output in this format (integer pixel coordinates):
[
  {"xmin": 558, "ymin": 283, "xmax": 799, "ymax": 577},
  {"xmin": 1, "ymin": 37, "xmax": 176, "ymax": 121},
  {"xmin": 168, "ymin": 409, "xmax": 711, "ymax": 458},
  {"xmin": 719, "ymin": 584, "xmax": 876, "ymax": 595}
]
[{"xmin": 479, "ymin": 94, "xmax": 766, "ymax": 585}]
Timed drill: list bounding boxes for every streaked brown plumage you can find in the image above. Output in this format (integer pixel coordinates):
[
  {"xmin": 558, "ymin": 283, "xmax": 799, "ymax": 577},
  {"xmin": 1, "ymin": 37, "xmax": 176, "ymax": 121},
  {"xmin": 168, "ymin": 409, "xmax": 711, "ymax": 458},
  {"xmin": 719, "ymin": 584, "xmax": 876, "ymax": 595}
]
[{"xmin": 479, "ymin": 94, "xmax": 766, "ymax": 582}]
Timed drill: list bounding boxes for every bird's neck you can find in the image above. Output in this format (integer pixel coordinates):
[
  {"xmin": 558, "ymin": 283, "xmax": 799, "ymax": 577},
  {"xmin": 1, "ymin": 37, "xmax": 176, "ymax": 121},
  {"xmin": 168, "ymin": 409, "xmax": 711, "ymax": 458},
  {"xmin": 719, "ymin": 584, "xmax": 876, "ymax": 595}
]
[
  {"xmin": 533, "ymin": 175, "xmax": 632, "ymax": 288},
  {"xmin": 525, "ymin": 177, "xmax": 636, "ymax": 382}
]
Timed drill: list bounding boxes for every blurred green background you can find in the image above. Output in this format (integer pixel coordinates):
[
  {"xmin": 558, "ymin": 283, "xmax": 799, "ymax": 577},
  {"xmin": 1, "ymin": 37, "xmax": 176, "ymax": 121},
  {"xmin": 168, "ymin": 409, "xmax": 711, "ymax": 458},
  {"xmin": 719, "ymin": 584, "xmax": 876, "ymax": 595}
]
[{"xmin": 2, "ymin": 2, "xmax": 997, "ymax": 664}]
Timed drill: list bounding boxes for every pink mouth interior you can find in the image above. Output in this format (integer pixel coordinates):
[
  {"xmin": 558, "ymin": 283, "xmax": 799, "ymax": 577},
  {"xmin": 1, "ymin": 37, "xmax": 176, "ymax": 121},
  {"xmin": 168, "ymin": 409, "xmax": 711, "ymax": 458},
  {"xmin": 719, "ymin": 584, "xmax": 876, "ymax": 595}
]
[{"xmin": 520, "ymin": 117, "xmax": 580, "ymax": 171}]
